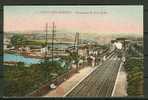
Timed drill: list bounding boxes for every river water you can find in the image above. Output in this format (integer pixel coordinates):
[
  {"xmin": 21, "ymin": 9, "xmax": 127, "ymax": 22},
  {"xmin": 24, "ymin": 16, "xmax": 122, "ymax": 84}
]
[
  {"xmin": 4, "ymin": 53, "xmax": 41, "ymax": 64},
  {"xmin": 4, "ymin": 53, "xmax": 68, "ymax": 69}
]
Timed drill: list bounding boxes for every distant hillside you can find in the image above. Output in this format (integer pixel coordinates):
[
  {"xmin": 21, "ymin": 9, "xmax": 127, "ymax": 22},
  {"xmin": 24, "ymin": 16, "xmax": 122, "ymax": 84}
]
[{"xmin": 4, "ymin": 31, "xmax": 143, "ymax": 45}]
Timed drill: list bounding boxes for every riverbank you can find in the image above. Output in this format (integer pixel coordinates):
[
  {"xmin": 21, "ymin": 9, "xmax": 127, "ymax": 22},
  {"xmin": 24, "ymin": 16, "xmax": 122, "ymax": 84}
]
[{"xmin": 113, "ymin": 65, "xmax": 128, "ymax": 96}]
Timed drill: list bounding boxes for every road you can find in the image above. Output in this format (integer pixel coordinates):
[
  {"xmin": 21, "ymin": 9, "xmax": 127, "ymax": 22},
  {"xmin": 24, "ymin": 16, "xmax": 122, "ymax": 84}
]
[{"xmin": 65, "ymin": 52, "xmax": 122, "ymax": 97}]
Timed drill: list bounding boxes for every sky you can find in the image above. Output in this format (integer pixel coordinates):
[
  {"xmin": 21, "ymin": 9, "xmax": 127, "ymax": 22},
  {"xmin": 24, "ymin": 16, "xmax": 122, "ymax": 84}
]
[{"xmin": 4, "ymin": 6, "xmax": 143, "ymax": 36}]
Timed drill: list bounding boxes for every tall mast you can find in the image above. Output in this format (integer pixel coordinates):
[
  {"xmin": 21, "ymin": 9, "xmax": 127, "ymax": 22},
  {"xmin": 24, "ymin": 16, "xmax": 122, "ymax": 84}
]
[
  {"xmin": 45, "ymin": 23, "xmax": 48, "ymax": 60},
  {"xmin": 51, "ymin": 22, "xmax": 56, "ymax": 65}
]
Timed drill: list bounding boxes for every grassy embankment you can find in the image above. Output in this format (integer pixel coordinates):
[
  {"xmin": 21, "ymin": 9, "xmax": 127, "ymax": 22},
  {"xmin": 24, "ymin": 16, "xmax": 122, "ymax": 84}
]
[
  {"xmin": 124, "ymin": 43, "xmax": 143, "ymax": 96},
  {"xmin": 4, "ymin": 59, "xmax": 70, "ymax": 96}
]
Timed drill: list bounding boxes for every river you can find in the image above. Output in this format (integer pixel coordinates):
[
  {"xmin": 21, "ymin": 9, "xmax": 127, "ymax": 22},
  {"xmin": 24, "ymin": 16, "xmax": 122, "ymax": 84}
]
[{"xmin": 4, "ymin": 53, "xmax": 41, "ymax": 65}]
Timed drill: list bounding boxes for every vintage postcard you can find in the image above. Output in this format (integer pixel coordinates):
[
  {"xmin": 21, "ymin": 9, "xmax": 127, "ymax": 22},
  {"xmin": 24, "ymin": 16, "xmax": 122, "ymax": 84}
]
[{"xmin": 4, "ymin": 6, "xmax": 143, "ymax": 97}]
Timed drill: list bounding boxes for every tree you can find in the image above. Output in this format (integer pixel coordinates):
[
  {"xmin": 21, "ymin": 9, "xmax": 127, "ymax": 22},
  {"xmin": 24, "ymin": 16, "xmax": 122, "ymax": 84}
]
[{"xmin": 11, "ymin": 34, "xmax": 27, "ymax": 48}]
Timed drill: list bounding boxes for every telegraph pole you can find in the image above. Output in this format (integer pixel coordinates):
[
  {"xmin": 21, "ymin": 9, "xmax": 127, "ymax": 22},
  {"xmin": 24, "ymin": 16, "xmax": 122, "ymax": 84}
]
[
  {"xmin": 74, "ymin": 32, "xmax": 77, "ymax": 50},
  {"xmin": 74, "ymin": 32, "xmax": 79, "ymax": 51},
  {"xmin": 76, "ymin": 32, "xmax": 79, "ymax": 57},
  {"xmin": 76, "ymin": 32, "xmax": 79, "ymax": 72},
  {"xmin": 51, "ymin": 22, "xmax": 56, "ymax": 66}
]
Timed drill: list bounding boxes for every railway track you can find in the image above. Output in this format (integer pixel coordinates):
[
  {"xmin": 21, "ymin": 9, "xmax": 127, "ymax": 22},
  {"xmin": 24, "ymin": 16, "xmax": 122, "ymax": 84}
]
[{"xmin": 66, "ymin": 51, "xmax": 122, "ymax": 97}]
